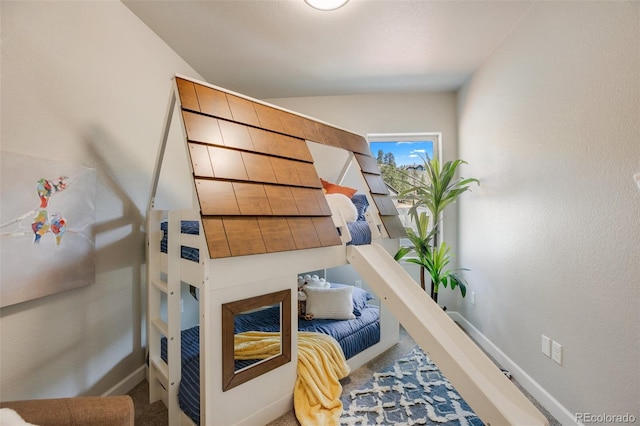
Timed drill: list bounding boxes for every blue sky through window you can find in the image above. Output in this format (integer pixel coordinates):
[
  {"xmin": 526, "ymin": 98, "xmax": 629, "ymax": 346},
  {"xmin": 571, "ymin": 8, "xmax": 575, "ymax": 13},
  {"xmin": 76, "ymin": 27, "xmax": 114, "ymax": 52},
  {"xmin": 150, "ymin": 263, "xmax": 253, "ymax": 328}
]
[{"xmin": 369, "ymin": 141, "xmax": 434, "ymax": 166}]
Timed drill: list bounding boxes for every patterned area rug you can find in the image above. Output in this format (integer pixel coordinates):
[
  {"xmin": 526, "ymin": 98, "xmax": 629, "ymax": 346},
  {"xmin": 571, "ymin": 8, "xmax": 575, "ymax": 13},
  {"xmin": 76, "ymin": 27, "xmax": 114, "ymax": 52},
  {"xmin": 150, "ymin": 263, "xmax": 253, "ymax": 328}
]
[{"xmin": 340, "ymin": 346, "xmax": 484, "ymax": 426}]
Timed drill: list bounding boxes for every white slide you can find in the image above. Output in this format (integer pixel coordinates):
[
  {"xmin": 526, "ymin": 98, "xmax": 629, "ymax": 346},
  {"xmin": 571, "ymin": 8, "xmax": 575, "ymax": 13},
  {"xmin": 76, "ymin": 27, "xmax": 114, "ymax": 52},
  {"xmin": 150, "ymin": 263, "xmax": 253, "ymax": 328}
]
[{"xmin": 347, "ymin": 243, "xmax": 548, "ymax": 426}]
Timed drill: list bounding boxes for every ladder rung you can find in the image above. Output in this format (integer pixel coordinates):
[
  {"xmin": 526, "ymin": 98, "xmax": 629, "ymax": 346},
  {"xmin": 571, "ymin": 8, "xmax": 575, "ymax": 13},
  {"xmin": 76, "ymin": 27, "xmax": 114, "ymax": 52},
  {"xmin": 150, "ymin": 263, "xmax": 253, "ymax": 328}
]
[
  {"xmin": 151, "ymin": 358, "xmax": 169, "ymax": 388},
  {"xmin": 151, "ymin": 317, "xmax": 168, "ymax": 337},
  {"xmin": 151, "ymin": 279, "xmax": 168, "ymax": 294},
  {"xmin": 180, "ymin": 233, "xmax": 199, "ymax": 248}
]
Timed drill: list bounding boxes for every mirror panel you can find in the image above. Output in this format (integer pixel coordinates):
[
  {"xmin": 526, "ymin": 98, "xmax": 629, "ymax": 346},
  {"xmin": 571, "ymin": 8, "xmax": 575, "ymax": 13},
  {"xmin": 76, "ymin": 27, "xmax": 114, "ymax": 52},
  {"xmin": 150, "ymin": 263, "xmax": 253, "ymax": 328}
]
[
  {"xmin": 233, "ymin": 302, "xmax": 280, "ymax": 373},
  {"xmin": 221, "ymin": 289, "xmax": 291, "ymax": 391}
]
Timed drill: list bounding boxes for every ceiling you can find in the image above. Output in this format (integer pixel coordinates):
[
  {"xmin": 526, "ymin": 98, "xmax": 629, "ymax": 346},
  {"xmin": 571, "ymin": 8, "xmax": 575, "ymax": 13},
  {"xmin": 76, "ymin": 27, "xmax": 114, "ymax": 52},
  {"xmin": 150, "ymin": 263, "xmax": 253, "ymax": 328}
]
[{"xmin": 123, "ymin": 0, "xmax": 533, "ymax": 99}]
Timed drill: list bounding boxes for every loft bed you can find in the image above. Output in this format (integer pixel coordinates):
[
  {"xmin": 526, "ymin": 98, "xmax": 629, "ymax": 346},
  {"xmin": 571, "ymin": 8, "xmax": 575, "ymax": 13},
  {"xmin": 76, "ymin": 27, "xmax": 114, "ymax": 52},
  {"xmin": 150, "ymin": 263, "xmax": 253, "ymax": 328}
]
[
  {"xmin": 146, "ymin": 75, "xmax": 404, "ymax": 426},
  {"xmin": 147, "ymin": 75, "xmax": 549, "ymax": 426}
]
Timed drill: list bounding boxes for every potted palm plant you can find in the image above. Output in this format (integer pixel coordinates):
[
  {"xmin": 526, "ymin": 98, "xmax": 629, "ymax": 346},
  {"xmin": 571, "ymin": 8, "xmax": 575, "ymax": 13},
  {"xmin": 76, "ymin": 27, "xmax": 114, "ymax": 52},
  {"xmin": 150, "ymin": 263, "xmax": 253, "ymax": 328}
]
[{"xmin": 394, "ymin": 156, "xmax": 478, "ymax": 303}]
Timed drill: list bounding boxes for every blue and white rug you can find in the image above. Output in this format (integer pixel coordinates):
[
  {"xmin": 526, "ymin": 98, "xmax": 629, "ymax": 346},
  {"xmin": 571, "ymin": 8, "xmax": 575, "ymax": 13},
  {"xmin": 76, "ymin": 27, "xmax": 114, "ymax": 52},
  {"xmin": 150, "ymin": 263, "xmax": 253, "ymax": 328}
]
[{"xmin": 340, "ymin": 346, "xmax": 484, "ymax": 426}]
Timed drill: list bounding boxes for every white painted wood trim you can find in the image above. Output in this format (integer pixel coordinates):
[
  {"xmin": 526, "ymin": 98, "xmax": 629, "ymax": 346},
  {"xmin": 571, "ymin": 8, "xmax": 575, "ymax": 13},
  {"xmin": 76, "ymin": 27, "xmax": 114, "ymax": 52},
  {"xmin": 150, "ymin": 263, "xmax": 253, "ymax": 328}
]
[
  {"xmin": 166, "ymin": 210, "xmax": 183, "ymax": 426},
  {"xmin": 147, "ymin": 86, "xmax": 177, "ymax": 213},
  {"xmin": 147, "ymin": 209, "xmax": 165, "ymax": 406},
  {"xmin": 235, "ymin": 392, "xmax": 295, "ymax": 426}
]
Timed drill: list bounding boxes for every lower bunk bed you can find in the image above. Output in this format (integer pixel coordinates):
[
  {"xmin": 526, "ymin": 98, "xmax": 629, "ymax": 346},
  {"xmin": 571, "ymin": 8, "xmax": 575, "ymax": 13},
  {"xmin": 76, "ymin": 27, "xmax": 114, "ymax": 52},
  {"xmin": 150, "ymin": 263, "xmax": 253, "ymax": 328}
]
[
  {"xmin": 149, "ymin": 191, "xmax": 395, "ymax": 425},
  {"xmin": 161, "ymin": 286, "xmax": 381, "ymax": 425}
]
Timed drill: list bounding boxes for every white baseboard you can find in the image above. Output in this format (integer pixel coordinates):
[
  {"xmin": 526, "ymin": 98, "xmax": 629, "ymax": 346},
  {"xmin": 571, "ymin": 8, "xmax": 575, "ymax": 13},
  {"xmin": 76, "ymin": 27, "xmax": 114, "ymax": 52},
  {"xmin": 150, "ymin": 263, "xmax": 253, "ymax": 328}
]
[
  {"xmin": 101, "ymin": 365, "xmax": 146, "ymax": 397},
  {"xmin": 447, "ymin": 311, "xmax": 579, "ymax": 426}
]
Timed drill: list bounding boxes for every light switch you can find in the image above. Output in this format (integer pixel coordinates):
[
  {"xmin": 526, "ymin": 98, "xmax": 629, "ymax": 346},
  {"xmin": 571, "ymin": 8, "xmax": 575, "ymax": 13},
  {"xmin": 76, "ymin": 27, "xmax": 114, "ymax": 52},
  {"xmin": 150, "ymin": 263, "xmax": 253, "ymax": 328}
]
[
  {"xmin": 551, "ymin": 341, "xmax": 562, "ymax": 365},
  {"xmin": 541, "ymin": 335, "xmax": 551, "ymax": 357}
]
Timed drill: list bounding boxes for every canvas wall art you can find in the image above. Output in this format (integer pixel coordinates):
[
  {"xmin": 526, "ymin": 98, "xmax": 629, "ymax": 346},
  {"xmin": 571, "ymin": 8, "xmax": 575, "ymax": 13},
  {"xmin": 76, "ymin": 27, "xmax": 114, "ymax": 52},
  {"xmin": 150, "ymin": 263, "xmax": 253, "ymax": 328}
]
[{"xmin": 0, "ymin": 152, "xmax": 96, "ymax": 308}]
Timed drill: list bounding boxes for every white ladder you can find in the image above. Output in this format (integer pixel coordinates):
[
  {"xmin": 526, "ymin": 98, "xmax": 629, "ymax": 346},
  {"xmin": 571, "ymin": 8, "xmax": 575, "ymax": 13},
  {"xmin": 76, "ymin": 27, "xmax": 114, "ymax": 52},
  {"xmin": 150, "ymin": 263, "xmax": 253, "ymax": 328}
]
[{"xmin": 147, "ymin": 209, "xmax": 182, "ymax": 426}]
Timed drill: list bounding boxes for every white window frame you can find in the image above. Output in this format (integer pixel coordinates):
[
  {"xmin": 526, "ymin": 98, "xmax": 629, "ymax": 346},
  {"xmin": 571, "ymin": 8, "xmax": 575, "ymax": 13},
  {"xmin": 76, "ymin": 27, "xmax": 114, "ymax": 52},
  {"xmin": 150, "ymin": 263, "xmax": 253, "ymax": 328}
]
[{"xmin": 366, "ymin": 132, "xmax": 442, "ymax": 251}]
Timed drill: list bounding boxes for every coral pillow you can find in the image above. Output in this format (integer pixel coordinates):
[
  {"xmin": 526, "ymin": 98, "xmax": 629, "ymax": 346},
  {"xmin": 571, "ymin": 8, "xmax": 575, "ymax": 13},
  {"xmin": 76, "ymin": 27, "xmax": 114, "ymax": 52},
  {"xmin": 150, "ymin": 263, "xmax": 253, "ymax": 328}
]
[{"xmin": 320, "ymin": 178, "xmax": 357, "ymax": 198}]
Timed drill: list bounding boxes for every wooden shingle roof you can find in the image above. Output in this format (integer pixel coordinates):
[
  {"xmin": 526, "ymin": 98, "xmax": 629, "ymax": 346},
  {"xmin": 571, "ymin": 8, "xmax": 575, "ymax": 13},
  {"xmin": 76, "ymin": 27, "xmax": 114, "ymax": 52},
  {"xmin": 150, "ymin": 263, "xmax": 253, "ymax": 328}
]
[{"xmin": 175, "ymin": 76, "xmax": 404, "ymax": 259}]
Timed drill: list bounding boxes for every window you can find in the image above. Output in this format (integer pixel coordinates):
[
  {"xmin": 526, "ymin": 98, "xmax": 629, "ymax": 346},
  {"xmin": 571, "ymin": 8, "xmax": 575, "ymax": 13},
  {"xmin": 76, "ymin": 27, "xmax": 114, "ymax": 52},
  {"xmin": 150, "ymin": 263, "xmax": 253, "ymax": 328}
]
[{"xmin": 367, "ymin": 133, "xmax": 440, "ymax": 243}]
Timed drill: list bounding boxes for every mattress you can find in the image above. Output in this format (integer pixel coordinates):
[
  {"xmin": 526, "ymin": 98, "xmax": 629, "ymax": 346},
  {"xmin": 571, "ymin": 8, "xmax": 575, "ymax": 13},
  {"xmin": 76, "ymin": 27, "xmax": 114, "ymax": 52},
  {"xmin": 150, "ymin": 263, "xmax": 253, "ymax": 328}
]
[
  {"xmin": 161, "ymin": 304, "xmax": 380, "ymax": 425},
  {"xmin": 234, "ymin": 304, "xmax": 380, "ymax": 359}
]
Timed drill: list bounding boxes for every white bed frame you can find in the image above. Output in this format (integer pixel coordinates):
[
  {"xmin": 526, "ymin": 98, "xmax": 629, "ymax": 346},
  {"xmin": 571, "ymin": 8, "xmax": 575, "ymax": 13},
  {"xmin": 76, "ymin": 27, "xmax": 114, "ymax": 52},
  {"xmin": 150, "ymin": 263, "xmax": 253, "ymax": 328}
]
[
  {"xmin": 146, "ymin": 209, "xmax": 399, "ymax": 426},
  {"xmin": 146, "ymin": 75, "xmax": 547, "ymax": 426},
  {"xmin": 146, "ymin": 78, "xmax": 399, "ymax": 426}
]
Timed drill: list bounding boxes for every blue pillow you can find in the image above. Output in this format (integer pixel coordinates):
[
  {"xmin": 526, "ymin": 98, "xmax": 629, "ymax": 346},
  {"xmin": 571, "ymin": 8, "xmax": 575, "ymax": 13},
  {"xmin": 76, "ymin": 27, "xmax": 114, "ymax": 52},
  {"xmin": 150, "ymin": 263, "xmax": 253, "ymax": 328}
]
[
  {"xmin": 350, "ymin": 194, "xmax": 369, "ymax": 221},
  {"xmin": 330, "ymin": 283, "xmax": 374, "ymax": 317}
]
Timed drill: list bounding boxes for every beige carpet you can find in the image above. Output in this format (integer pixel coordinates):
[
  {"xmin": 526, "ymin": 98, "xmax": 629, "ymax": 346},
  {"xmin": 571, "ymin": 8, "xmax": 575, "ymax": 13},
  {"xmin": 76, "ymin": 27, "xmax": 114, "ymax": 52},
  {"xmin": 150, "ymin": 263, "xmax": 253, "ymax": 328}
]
[{"xmin": 127, "ymin": 379, "xmax": 168, "ymax": 425}]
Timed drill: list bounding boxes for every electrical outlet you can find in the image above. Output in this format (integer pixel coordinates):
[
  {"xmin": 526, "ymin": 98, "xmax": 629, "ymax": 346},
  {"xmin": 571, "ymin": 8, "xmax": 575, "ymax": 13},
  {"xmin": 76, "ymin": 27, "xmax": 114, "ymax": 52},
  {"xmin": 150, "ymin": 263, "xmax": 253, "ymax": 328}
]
[
  {"xmin": 552, "ymin": 341, "xmax": 562, "ymax": 365},
  {"xmin": 541, "ymin": 335, "xmax": 551, "ymax": 357},
  {"xmin": 470, "ymin": 291, "xmax": 476, "ymax": 305},
  {"xmin": 355, "ymin": 280, "xmax": 362, "ymax": 288}
]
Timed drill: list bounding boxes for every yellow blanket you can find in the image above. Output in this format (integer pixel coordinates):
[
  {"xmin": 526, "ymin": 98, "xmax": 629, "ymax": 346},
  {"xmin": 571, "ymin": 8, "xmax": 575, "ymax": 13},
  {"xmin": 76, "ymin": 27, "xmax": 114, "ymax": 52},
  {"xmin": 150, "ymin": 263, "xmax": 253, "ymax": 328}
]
[{"xmin": 234, "ymin": 331, "xmax": 350, "ymax": 426}]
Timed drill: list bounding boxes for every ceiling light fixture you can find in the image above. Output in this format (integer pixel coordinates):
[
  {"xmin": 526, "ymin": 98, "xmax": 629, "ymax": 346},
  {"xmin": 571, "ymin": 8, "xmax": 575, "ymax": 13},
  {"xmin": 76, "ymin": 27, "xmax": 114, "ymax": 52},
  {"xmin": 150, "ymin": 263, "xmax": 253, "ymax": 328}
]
[{"xmin": 305, "ymin": 0, "xmax": 349, "ymax": 11}]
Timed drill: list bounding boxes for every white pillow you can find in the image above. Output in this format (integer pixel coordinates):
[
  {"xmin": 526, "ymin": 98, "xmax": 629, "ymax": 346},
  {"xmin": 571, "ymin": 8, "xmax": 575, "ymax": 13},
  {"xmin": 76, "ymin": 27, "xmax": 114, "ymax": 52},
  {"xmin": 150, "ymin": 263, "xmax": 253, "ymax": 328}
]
[
  {"xmin": 325, "ymin": 193, "xmax": 358, "ymax": 223},
  {"xmin": 304, "ymin": 285, "xmax": 355, "ymax": 320}
]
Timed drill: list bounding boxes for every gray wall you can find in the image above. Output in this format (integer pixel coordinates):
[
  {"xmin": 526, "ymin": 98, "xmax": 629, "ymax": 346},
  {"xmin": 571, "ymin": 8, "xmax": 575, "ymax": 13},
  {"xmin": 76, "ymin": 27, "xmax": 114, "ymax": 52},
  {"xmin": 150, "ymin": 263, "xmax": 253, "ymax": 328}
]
[
  {"xmin": 0, "ymin": 1, "xmax": 200, "ymax": 400},
  {"xmin": 272, "ymin": 3, "xmax": 640, "ymax": 421},
  {"xmin": 457, "ymin": 1, "xmax": 639, "ymax": 421}
]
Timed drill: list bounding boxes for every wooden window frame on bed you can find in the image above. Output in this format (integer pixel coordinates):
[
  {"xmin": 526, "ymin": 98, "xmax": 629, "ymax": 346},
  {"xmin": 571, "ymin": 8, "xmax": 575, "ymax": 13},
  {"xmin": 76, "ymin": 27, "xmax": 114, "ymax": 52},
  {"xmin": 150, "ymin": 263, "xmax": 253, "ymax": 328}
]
[{"xmin": 221, "ymin": 289, "xmax": 292, "ymax": 391}]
